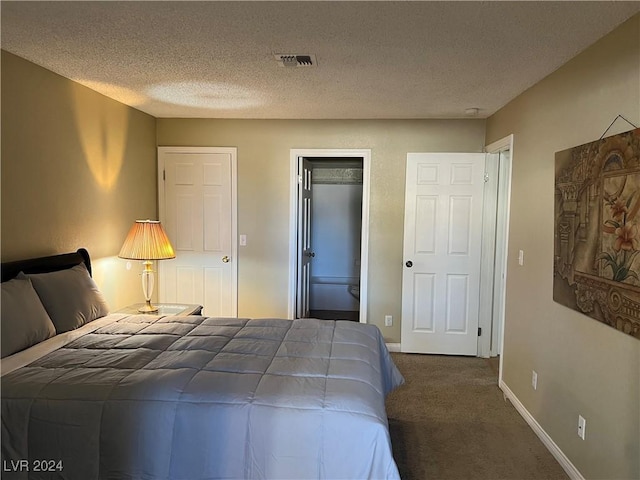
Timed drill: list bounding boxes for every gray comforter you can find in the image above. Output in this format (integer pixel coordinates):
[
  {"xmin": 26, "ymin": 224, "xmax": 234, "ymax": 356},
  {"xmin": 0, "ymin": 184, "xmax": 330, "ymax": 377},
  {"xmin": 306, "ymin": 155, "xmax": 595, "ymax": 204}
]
[{"xmin": 1, "ymin": 316, "xmax": 403, "ymax": 479}]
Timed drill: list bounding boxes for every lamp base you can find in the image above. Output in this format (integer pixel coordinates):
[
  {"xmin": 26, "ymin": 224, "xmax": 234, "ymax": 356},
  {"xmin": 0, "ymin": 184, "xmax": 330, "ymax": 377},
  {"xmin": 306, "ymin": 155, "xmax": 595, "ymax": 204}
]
[
  {"xmin": 139, "ymin": 261, "xmax": 157, "ymax": 313},
  {"xmin": 138, "ymin": 302, "xmax": 159, "ymax": 313}
]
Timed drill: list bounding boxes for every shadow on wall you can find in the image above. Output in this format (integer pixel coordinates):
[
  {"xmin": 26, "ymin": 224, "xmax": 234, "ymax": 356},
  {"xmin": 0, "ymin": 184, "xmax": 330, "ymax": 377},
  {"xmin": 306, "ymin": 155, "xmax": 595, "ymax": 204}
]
[{"xmin": 71, "ymin": 83, "xmax": 129, "ymax": 191}]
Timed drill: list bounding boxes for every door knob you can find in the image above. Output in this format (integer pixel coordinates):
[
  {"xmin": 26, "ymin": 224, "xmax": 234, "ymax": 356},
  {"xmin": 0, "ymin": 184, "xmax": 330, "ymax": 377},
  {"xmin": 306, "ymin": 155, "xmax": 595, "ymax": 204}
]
[
  {"xmin": 222, "ymin": 256, "xmax": 230, "ymax": 263},
  {"xmin": 406, "ymin": 260, "xmax": 413, "ymax": 268}
]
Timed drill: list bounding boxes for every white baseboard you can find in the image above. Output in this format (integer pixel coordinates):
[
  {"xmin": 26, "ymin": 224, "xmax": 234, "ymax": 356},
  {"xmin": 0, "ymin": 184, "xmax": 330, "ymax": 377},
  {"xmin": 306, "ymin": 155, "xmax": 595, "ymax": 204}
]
[
  {"xmin": 386, "ymin": 343, "xmax": 401, "ymax": 352},
  {"xmin": 499, "ymin": 380, "xmax": 584, "ymax": 480}
]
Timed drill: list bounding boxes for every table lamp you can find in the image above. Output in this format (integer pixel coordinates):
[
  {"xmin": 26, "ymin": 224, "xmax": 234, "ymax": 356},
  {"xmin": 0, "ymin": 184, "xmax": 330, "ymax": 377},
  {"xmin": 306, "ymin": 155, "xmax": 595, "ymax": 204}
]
[{"xmin": 118, "ymin": 220, "xmax": 176, "ymax": 312}]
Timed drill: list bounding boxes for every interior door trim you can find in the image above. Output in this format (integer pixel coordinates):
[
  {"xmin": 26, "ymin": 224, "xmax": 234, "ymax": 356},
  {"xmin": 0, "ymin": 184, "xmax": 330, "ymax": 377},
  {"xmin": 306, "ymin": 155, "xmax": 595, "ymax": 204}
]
[
  {"xmin": 287, "ymin": 148, "xmax": 371, "ymax": 323},
  {"xmin": 483, "ymin": 134, "xmax": 513, "ymax": 382}
]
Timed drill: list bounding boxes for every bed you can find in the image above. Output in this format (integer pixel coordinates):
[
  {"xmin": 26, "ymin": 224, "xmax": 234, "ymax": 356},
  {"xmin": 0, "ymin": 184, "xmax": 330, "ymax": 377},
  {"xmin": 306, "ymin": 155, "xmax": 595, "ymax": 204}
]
[{"xmin": 1, "ymin": 249, "xmax": 403, "ymax": 479}]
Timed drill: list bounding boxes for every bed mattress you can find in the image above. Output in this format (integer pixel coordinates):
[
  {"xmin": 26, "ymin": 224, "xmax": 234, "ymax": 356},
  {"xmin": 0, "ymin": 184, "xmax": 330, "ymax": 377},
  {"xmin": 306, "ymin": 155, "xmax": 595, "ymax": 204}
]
[{"xmin": 1, "ymin": 314, "xmax": 403, "ymax": 479}]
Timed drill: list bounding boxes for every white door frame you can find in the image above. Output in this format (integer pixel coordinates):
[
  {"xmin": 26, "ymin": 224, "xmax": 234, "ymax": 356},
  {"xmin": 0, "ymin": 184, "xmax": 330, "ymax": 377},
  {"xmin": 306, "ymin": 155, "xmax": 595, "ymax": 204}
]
[
  {"xmin": 288, "ymin": 149, "xmax": 371, "ymax": 323},
  {"xmin": 157, "ymin": 146, "xmax": 238, "ymax": 315},
  {"xmin": 478, "ymin": 135, "xmax": 513, "ymax": 380}
]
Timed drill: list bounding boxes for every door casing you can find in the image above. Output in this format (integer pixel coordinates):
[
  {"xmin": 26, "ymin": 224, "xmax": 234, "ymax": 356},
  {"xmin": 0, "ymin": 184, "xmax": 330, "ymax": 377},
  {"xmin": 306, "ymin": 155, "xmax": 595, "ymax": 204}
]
[
  {"xmin": 479, "ymin": 135, "xmax": 513, "ymax": 380},
  {"xmin": 288, "ymin": 149, "xmax": 371, "ymax": 323}
]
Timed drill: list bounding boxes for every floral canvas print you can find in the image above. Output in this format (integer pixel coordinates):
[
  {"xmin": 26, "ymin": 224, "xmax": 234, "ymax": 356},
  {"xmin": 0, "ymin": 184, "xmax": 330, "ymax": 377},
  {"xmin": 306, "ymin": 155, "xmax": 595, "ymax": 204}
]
[{"xmin": 554, "ymin": 129, "xmax": 640, "ymax": 339}]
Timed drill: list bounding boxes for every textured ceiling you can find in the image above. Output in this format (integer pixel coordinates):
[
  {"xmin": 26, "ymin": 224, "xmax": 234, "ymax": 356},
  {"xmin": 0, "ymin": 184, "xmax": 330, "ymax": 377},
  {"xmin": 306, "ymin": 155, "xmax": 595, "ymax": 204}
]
[{"xmin": 2, "ymin": 1, "xmax": 639, "ymax": 119}]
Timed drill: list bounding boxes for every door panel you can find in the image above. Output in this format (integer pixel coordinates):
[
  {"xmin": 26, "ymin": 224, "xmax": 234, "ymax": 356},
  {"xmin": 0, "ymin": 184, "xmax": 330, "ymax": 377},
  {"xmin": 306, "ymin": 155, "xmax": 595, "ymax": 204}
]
[
  {"xmin": 159, "ymin": 148, "xmax": 237, "ymax": 317},
  {"xmin": 413, "ymin": 273, "xmax": 435, "ymax": 331},
  {"xmin": 401, "ymin": 153, "xmax": 485, "ymax": 355},
  {"xmin": 176, "ymin": 267, "xmax": 197, "ymax": 303}
]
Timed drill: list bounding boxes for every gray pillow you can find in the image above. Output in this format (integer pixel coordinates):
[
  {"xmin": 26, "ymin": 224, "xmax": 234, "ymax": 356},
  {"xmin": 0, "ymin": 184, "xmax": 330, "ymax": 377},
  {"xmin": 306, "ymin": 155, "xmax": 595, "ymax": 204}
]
[
  {"xmin": 20, "ymin": 263, "xmax": 110, "ymax": 333},
  {"xmin": 1, "ymin": 277, "xmax": 57, "ymax": 358}
]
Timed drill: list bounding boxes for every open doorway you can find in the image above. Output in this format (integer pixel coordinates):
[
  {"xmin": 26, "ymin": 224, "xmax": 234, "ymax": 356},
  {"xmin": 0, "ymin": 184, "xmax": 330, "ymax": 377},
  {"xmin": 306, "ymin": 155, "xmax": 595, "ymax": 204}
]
[
  {"xmin": 307, "ymin": 157, "xmax": 363, "ymax": 321},
  {"xmin": 288, "ymin": 149, "xmax": 372, "ymax": 323}
]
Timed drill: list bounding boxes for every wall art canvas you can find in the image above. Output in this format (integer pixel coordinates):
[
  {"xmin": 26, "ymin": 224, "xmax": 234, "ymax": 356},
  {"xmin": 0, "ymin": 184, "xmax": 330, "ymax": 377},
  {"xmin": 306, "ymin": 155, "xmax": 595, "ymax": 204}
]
[{"xmin": 554, "ymin": 128, "xmax": 640, "ymax": 339}]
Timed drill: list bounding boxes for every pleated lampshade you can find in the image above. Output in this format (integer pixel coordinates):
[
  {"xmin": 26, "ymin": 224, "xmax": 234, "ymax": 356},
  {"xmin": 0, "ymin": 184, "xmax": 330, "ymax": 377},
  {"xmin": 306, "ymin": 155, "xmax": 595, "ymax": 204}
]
[{"xmin": 118, "ymin": 220, "xmax": 176, "ymax": 260}]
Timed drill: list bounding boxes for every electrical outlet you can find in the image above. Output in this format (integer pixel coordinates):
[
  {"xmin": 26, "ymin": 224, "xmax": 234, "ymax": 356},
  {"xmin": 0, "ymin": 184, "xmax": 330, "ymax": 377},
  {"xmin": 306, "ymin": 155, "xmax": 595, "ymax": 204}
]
[
  {"xmin": 578, "ymin": 415, "xmax": 586, "ymax": 440},
  {"xmin": 384, "ymin": 315, "xmax": 393, "ymax": 327},
  {"xmin": 532, "ymin": 370, "xmax": 538, "ymax": 390}
]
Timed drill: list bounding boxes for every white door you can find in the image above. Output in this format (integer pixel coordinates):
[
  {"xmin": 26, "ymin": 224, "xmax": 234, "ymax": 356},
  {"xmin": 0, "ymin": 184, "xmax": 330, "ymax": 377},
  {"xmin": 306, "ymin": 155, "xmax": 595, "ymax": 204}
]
[
  {"xmin": 296, "ymin": 157, "xmax": 313, "ymax": 318},
  {"xmin": 158, "ymin": 147, "xmax": 237, "ymax": 317},
  {"xmin": 401, "ymin": 153, "xmax": 485, "ymax": 355}
]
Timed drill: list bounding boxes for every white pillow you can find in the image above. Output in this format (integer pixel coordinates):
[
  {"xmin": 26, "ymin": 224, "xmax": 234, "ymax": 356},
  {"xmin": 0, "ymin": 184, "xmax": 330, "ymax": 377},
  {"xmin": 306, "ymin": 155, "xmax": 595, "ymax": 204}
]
[
  {"xmin": 1, "ymin": 277, "xmax": 56, "ymax": 358},
  {"xmin": 20, "ymin": 263, "xmax": 110, "ymax": 333}
]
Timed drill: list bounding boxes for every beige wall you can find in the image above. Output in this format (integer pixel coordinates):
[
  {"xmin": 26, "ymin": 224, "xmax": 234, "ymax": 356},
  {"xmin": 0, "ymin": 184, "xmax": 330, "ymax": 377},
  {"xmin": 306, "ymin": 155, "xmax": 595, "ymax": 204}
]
[
  {"xmin": 7, "ymin": 14, "xmax": 638, "ymax": 476},
  {"xmin": 157, "ymin": 119, "xmax": 486, "ymax": 340},
  {"xmin": 486, "ymin": 15, "xmax": 640, "ymax": 480},
  {"xmin": 1, "ymin": 51, "xmax": 158, "ymax": 309}
]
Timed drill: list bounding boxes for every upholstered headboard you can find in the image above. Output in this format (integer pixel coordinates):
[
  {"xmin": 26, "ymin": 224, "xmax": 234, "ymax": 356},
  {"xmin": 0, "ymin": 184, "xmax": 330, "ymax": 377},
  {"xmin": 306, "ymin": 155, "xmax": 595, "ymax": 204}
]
[{"xmin": 1, "ymin": 248, "xmax": 92, "ymax": 282}]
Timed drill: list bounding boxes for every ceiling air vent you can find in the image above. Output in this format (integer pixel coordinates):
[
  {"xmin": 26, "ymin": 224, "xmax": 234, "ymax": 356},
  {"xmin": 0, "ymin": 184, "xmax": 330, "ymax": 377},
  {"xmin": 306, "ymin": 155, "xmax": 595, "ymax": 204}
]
[{"xmin": 274, "ymin": 54, "xmax": 317, "ymax": 67}]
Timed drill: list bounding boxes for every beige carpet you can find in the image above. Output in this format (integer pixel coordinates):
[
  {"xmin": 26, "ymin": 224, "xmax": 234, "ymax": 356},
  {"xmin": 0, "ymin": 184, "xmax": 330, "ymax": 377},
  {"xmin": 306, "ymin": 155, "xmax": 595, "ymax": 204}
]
[{"xmin": 386, "ymin": 353, "xmax": 570, "ymax": 480}]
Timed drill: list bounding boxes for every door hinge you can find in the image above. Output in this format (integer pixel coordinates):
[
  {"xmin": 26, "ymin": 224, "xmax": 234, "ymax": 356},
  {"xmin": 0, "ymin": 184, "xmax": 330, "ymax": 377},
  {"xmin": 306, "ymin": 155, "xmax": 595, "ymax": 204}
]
[
  {"xmin": 163, "ymin": 170, "xmax": 166, "ymax": 181},
  {"xmin": 478, "ymin": 327, "xmax": 482, "ymax": 336},
  {"xmin": 483, "ymin": 173, "xmax": 489, "ymax": 183},
  {"xmin": 298, "ymin": 174, "xmax": 303, "ymax": 184}
]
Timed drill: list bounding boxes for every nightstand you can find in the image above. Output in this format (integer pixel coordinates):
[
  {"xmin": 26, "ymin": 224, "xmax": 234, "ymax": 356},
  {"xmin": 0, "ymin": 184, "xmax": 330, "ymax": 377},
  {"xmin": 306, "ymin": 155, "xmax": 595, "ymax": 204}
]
[{"xmin": 116, "ymin": 303, "xmax": 203, "ymax": 316}]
